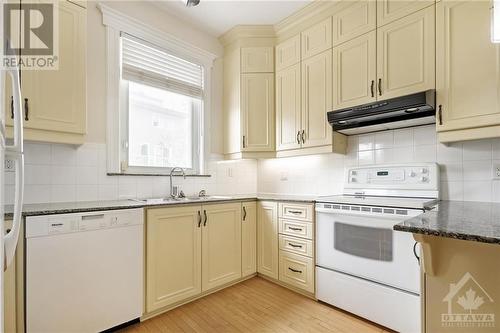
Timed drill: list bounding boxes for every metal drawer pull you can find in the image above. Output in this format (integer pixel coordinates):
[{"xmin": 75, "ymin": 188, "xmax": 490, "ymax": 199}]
[
  {"xmin": 24, "ymin": 98, "xmax": 29, "ymax": 121},
  {"xmin": 378, "ymin": 78, "xmax": 382, "ymax": 96},
  {"xmin": 81, "ymin": 214, "xmax": 105, "ymax": 220},
  {"xmin": 288, "ymin": 210, "xmax": 302, "ymax": 214},
  {"xmin": 203, "ymin": 210, "xmax": 207, "ymax": 226},
  {"xmin": 288, "ymin": 243, "xmax": 302, "ymax": 248},
  {"xmin": 242, "ymin": 206, "xmax": 247, "ymax": 221},
  {"xmin": 197, "ymin": 210, "xmax": 201, "ymax": 228},
  {"xmin": 370, "ymin": 80, "xmax": 374, "ymax": 97},
  {"xmin": 301, "ymin": 130, "xmax": 305, "ymax": 144},
  {"xmin": 288, "ymin": 227, "xmax": 303, "ymax": 231},
  {"xmin": 10, "ymin": 96, "xmax": 14, "ymax": 119},
  {"xmin": 288, "ymin": 267, "xmax": 302, "ymax": 273},
  {"xmin": 438, "ymin": 105, "xmax": 443, "ymax": 125},
  {"xmin": 296, "ymin": 131, "xmax": 301, "ymax": 144}
]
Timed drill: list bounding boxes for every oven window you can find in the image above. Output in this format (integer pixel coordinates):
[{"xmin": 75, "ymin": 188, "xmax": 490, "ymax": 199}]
[{"xmin": 334, "ymin": 222, "xmax": 393, "ymax": 261}]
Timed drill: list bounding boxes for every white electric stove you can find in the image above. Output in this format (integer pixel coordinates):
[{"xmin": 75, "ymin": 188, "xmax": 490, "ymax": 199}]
[{"xmin": 315, "ymin": 163, "xmax": 439, "ymax": 333}]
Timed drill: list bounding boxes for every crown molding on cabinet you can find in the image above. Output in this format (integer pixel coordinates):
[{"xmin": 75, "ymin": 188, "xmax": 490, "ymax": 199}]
[{"xmin": 219, "ymin": 25, "xmax": 276, "ymax": 46}]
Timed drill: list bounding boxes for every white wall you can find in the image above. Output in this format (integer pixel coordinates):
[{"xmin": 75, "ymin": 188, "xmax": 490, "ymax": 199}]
[{"xmin": 258, "ymin": 125, "xmax": 500, "ymax": 203}]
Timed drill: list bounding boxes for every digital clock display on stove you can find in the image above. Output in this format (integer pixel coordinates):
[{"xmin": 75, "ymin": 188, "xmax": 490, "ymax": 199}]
[{"xmin": 377, "ymin": 171, "xmax": 389, "ymax": 176}]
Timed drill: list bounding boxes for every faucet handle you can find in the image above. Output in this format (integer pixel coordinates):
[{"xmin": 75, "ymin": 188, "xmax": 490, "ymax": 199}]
[{"xmin": 198, "ymin": 189, "xmax": 207, "ymax": 197}]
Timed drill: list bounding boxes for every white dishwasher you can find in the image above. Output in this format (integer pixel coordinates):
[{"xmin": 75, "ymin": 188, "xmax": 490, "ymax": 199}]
[{"xmin": 26, "ymin": 208, "xmax": 143, "ymax": 333}]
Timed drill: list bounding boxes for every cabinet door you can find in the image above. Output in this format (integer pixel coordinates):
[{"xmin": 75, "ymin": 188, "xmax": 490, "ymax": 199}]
[
  {"xmin": 301, "ymin": 17, "xmax": 333, "ymax": 59},
  {"xmin": 146, "ymin": 206, "xmax": 202, "ymax": 312},
  {"xmin": 301, "ymin": 49, "xmax": 333, "ymax": 148},
  {"xmin": 202, "ymin": 203, "xmax": 242, "ymax": 291},
  {"xmin": 276, "ymin": 35, "xmax": 301, "ymax": 71},
  {"xmin": 436, "ymin": 1, "xmax": 500, "ymax": 133},
  {"xmin": 377, "ymin": 5, "xmax": 435, "ymax": 101},
  {"xmin": 333, "ymin": 31, "xmax": 376, "ymax": 110},
  {"xmin": 241, "ymin": 47, "xmax": 274, "ymax": 73},
  {"xmin": 257, "ymin": 201, "xmax": 278, "ymax": 279},
  {"xmin": 21, "ymin": 0, "xmax": 86, "ymax": 134},
  {"xmin": 377, "ymin": 0, "xmax": 435, "ymax": 27},
  {"xmin": 276, "ymin": 64, "xmax": 301, "ymax": 151},
  {"xmin": 241, "ymin": 73, "xmax": 275, "ymax": 151},
  {"xmin": 242, "ymin": 202, "xmax": 257, "ymax": 277},
  {"xmin": 333, "ymin": 0, "xmax": 376, "ymax": 46}
]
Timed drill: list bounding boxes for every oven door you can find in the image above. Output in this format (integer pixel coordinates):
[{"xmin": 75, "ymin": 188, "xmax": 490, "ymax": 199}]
[{"xmin": 316, "ymin": 209, "xmax": 421, "ymax": 294}]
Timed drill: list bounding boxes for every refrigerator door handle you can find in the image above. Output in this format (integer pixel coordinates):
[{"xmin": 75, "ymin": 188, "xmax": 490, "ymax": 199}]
[{"xmin": 4, "ymin": 67, "xmax": 24, "ymax": 269}]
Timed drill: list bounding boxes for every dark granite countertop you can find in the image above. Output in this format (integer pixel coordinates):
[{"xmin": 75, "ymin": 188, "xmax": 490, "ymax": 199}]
[
  {"xmin": 4, "ymin": 194, "xmax": 316, "ymax": 219},
  {"xmin": 394, "ymin": 200, "xmax": 500, "ymax": 245}
]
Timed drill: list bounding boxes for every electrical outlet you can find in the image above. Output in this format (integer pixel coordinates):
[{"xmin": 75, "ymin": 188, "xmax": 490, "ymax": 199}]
[
  {"xmin": 280, "ymin": 171, "xmax": 288, "ymax": 181},
  {"xmin": 494, "ymin": 164, "xmax": 500, "ymax": 179},
  {"xmin": 4, "ymin": 159, "xmax": 14, "ymax": 172}
]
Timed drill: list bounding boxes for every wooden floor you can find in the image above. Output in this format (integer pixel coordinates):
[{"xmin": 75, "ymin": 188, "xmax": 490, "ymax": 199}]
[{"xmin": 120, "ymin": 277, "xmax": 393, "ymax": 333}]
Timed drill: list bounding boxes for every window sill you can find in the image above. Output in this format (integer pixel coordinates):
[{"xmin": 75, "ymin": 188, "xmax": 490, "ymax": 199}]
[{"xmin": 107, "ymin": 173, "xmax": 212, "ymax": 177}]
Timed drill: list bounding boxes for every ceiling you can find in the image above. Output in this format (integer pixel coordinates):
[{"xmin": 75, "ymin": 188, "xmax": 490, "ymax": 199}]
[{"xmin": 155, "ymin": 0, "xmax": 313, "ymax": 37}]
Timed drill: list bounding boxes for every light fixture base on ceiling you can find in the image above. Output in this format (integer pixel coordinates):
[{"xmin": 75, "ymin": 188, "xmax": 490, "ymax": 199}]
[{"xmin": 185, "ymin": 0, "xmax": 200, "ymax": 7}]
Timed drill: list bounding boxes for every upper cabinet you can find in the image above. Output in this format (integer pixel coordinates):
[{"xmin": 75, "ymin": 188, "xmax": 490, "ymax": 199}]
[
  {"xmin": 377, "ymin": 0, "xmax": 435, "ymax": 27},
  {"xmin": 5, "ymin": 0, "xmax": 87, "ymax": 145},
  {"xmin": 436, "ymin": 0, "xmax": 500, "ymax": 142},
  {"xmin": 241, "ymin": 47, "xmax": 274, "ymax": 73},
  {"xmin": 221, "ymin": 29, "xmax": 276, "ymax": 160},
  {"xmin": 332, "ymin": 0, "xmax": 376, "ymax": 46},
  {"xmin": 301, "ymin": 18, "xmax": 333, "ymax": 59},
  {"xmin": 275, "ymin": 35, "xmax": 301, "ymax": 71},
  {"xmin": 276, "ymin": 64, "xmax": 301, "ymax": 151}
]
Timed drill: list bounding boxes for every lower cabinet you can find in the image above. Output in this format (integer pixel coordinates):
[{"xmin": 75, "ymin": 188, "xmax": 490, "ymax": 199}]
[
  {"xmin": 146, "ymin": 202, "xmax": 244, "ymax": 313},
  {"xmin": 242, "ymin": 202, "xmax": 257, "ymax": 277},
  {"xmin": 279, "ymin": 251, "xmax": 314, "ymax": 293},
  {"xmin": 257, "ymin": 201, "xmax": 279, "ymax": 279}
]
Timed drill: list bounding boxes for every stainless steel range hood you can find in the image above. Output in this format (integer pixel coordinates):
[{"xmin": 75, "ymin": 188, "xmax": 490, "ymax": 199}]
[{"xmin": 328, "ymin": 90, "xmax": 436, "ymax": 135}]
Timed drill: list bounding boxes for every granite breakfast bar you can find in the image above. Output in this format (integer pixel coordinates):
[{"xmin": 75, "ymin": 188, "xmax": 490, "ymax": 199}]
[{"xmin": 394, "ymin": 201, "xmax": 500, "ymax": 333}]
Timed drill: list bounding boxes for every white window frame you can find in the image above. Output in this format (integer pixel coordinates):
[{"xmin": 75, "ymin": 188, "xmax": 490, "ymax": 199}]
[{"xmin": 99, "ymin": 3, "xmax": 216, "ymax": 175}]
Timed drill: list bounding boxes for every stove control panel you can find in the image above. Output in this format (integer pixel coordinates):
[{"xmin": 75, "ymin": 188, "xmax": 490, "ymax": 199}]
[{"xmin": 346, "ymin": 163, "xmax": 439, "ymax": 191}]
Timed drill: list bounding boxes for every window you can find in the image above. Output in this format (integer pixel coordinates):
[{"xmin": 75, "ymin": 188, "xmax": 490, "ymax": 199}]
[{"xmin": 120, "ymin": 34, "xmax": 204, "ymax": 174}]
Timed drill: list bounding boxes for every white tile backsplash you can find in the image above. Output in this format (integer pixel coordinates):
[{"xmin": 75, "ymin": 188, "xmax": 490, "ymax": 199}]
[
  {"xmin": 257, "ymin": 125, "xmax": 500, "ymax": 202},
  {"xmin": 11, "ymin": 142, "xmax": 257, "ymax": 204}
]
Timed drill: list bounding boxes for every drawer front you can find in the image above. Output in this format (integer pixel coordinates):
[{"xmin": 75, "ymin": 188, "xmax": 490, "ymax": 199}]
[
  {"xmin": 279, "ymin": 219, "xmax": 313, "ymax": 240},
  {"xmin": 279, "ymin": 251, "xmax": 314, "ymax": 293},
  {"xmin": 278, "ymin": 202, "xmax": 314, "ymax": 221},
  {"xmin": 279, "ymin": 235, "xmax": 313, "ymax": 257}
]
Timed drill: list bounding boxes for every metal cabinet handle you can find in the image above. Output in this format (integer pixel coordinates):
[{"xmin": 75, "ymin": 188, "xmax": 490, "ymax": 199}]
[
  {"xmin": 242, "ymin": 206, "xmax": 247, "ymax": 221},
  {"xmin": 81, "ymin": 214, "xmax": 105, "ymax": 220},
  {"xmin": 301, "ymin": 130, "xmax": 305, "ymax": 144},
  {"xmin": 203, "ymin": 210, "xmax": 207, "ymax": 226},
  {"xmin": 242, "ymin": 135, "xmax": 246, "ymax": 148},
  {"xmin": 10, "ymin": 96, "xmax": 14, "ymax": 119},
  {"xmin": 288, "ymin": 210, "xmax": 302, "ymax": 215},
  {"xmin": 296, "ymin": 131, "xmax": 301, "ymax": 144},
  {"xmin": 370, "ymin": 80, "xmax": 375, "ymax": 97},
  {"xmin": 288, "ymin": 243, "xmax": 302, "ymax": 248},
  {"xmin": 197, "ymin": 210, "xmax": 201, "ymax": 228},
  {"xmin": 288, "ymin": 227, "xmax": 303, "ymax": 231},
  {"xmin": 288, "ymin": 267, "xmax": 302, "ymax": 273},
  {"xmin": 378, "ymin": 78, "xmax": 382, "ymax": 96},
  {"xmin": 438, "ymin": 105, "xmax": 443, "ymax": 125},
  {"xmin": 24, "ymin": 98, "xmax": 29, "ymax": 121},
  {"xmin": 413, "ymin": 242, "xmax": 420, "ymax": 265}
]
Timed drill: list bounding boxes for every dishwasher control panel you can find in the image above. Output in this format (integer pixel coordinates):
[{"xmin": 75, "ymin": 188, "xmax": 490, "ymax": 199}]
[{"xmin": 26, "ymin": 208, "xmax": 143, "ymax": 238}]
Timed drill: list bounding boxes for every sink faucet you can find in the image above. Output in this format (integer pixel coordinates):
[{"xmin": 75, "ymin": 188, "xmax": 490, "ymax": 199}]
[{"xmin": 169, "ymin": 167, "xmax": 186, "ymax": 198}]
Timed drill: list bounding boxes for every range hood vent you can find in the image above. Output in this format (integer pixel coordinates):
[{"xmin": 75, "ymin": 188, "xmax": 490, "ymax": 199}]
[{"xmin": 328, "ymin": 90, "xmax": 436, "ymax": 135}]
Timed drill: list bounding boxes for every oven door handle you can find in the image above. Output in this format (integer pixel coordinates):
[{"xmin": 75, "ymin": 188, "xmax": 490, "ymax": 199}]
[{"xmin": 413, "ymin": 242, "xmax": 420, "ymax": 265}]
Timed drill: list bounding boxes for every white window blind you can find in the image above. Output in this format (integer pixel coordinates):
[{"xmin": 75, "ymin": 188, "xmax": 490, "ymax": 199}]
[{"xmin": 121, "ymin": 33, "xmax": 204, "ymax": 98}]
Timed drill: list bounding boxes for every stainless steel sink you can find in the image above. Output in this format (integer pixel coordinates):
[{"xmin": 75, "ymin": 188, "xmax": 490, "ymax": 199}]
[{"xmin": 130, "ymin": 195, "xmax": 232, "ymax": 204}]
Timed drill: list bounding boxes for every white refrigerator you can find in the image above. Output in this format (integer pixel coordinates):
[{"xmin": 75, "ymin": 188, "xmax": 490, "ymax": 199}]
[{"xmin": 0, "ymin": 1, "xmax": 26, "ymax": 330}]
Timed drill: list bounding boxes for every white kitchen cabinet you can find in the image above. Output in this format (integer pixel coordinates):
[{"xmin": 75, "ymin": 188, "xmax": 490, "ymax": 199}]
[
  {"xmin": 202, "ymin": 203, "xmax": 242, "ymax": 291},
  {"xmin": 5, "ymin": 0, "xmax": 86, "ymax": 145},
  {"xmin": 242, "ymin": 202, "xmax": 257, "ymax": 277},
  {"xmin": 146, "ymin": 206, "xmax": 202, "ymax": 312},
  {"xmin": 332, "ymin": 0, "xmax": 376, "ymax": 46},
  {"xmin": 276, "ymin": 63, "xmax": 301, "ymax": 151},
  {"xmin": 333, "ymin": 31, "xmax": 377, "ymax": 110},
  {"xmin": 376, "ymin": 5, "xmax": 435, "ymax": 100},
  {"xmin": 377, "ymin": 0, "xmax": 435, "ymax": 27},
  {"xmin": 436, "ymin": 0, "xmax": 500, "ymax": 142},
  {"xmin": 257, "ymin": 201, "xmax": 279, "ymax": 279},
  {"xmin": 301, "ymin": 17, "xmax": 332, "ymax": 59},
  {"xmin": 275, "ymin": 35, "xmax": 301, "ymax": 71}
]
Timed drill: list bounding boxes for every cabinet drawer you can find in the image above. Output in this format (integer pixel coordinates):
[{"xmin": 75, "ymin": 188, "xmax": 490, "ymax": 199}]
[
  {"xmin": 279, "ymin": 251, "xmax": 314, "ymax": 293},
  {"xmin": 279, "ymin": 202, "xmax": 313, "ymax": 221},
  {"xmin": 279, "ymin": 235, "xmax": 313, "ymax": 257},
  {"xmin": 279, "ymin": 219, "xmax": 313, "ymax": 240}
]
